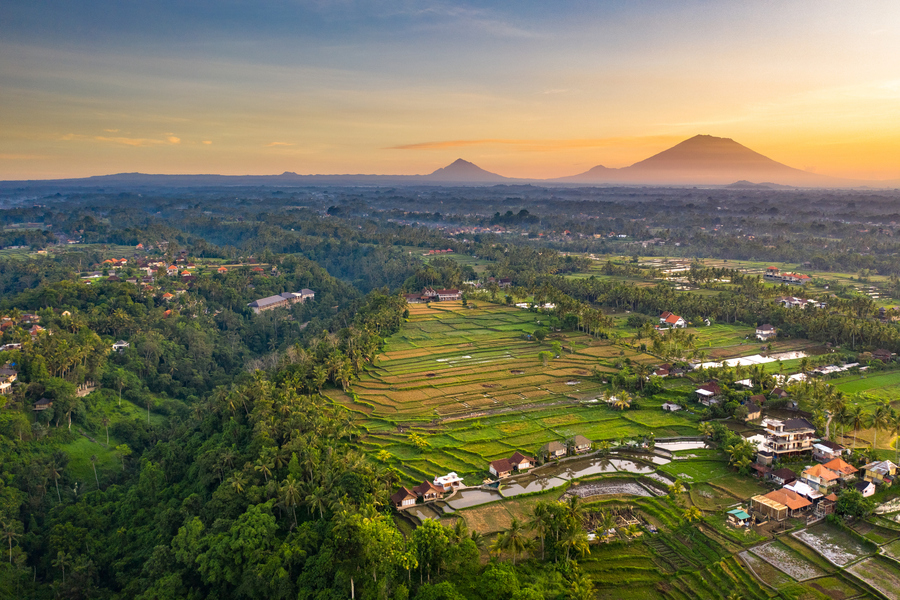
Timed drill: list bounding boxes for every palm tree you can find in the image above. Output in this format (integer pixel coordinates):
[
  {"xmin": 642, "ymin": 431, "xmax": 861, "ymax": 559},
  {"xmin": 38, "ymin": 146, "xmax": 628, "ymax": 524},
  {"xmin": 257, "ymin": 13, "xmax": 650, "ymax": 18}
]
[
  {"xmin": 101, "ymin": 416, "xmax": 110, "ymax": 445},
  {"xmin": 48, "ymin": 464, "xmax": 62, "ymax": 502},
  {"xmin": 560, "ymin": 527, "xmax": 591, "ymax": 561},
  {"xmin": 499, "ymin": 518, "xmax": 529, "ymax": 565},
  {"xmin": 52, "ymin": 551, "xmax": 70, "ymax": 583},
  {"xmin": 870, "ymin": 400, "xmax": 892, "ymax": 454},
  {"xmin": 90, "ymin": 455, "xmax": 100, "ymax": 489},
  {"xmin": 254, "ymin": 456, "xmax": 273, "ymax": 483},
  {"xmin": 613, "ymin": 391, "xmax": 632, "ymax": 411},
  {"xmin": 305, "ymin": 485, "xmax": 328, "ymax": 519},
  {"xmin": 528, "ymin": 502, "xmax": 552, "ymax": 560},
  {"xmin": 1, "ymin": 520, "xmax": 21, "ymax": 564},
  {"xmin": 888, "ymin": 410, "xmax": 900, "ymax": 464},
  {"xmin": 669, "ymin": 479, "xmax": 685, "ymax": 496},
  {"xmin": 228, "ymin": 473, "xmax": 247, "ymax": 494},
  {"xmin": 848, "ymin": 404, "xmax": 866, "ymax": 450},
  {"xmin": 683, "ymin": 506, "xmax": 702, "ymax": 523},
  {"xmin": 280, "ymin": 476, "xmax": 301, "ymax": 527},
  {"xmin": 699, "ymin": 422, "xmax": 714, "ymax": 439}
]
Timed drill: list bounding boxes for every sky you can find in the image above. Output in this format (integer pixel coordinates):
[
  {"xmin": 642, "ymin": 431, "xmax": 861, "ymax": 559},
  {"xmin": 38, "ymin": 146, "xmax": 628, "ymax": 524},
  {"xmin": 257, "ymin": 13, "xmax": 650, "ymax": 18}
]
[{"xmin": 2, "ymin": 1, "xmax": 900, "ymax": 181}]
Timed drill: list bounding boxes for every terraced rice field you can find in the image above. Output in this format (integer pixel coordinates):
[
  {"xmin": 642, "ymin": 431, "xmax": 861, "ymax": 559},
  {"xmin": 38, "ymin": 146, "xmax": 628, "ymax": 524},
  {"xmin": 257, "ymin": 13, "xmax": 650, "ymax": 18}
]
[
  {"xmin": 792, "ymin": 523, "xmax": 874, "ymax": 567},
  {"xmin": 330, "ymin": 301, "xmax": 701, "ymax": 483},
  {"xmin": 847, "ymin": 556, "xmax": 900, "ymax": 599},
  {"xmin": 750, "ymin": 540, "xmax": 827, "ymax": 581}
]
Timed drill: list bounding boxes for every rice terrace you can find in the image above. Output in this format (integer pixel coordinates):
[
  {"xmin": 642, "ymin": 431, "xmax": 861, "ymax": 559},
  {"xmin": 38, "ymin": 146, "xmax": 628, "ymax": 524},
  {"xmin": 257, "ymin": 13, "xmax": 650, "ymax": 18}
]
[{"xmin": 328, "ymin": 300, "xmax": 699, "ymax": 484}]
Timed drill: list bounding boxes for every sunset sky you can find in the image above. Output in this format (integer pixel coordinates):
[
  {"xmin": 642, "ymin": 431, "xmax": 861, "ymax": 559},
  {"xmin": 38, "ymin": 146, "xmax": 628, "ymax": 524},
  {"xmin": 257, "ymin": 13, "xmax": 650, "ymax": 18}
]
[{"xmin": 2, "ymin": 1, "xmax": 899, "ymax": 181}]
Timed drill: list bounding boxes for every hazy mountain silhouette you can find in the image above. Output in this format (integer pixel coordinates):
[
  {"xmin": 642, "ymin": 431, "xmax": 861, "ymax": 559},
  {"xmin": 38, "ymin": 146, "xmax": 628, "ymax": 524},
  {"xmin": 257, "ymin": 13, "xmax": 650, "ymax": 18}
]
[
  {"xmin": 556, "ymin": 135, "xmax": 839, "ymax": 186},
  {"xmin": 421, "ymin": 158, "xmax": 507, "ymax": 182},
  {"xmin": 0, "ymin": 135, "xmax": 882, "ymax": 189}
]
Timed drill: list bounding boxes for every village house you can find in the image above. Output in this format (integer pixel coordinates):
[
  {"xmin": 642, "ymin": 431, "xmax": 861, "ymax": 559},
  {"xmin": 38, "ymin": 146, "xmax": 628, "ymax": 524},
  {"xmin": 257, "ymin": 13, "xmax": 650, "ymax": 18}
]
[
  {"xmin": 389, "ymin": 487, "xmax": 417, "ymax": 509},
  {"xmin": 412, "ymin": 481, "xmax": 444, "ymax": 502},
  {"xmin": 658, "ymin": 311, "xmax": 686, "ymax": 328},
  {"xmin": 489, "ymin": 459, "xmax": 514, "ymax": 478},
  {"xmin": 861, "ymin": 460, "xmax": 898, "ymax": 486},
  {"xmin": 33, "ymin": 398, "xmax": 53, "ymax": 412},
  {"xmin": 872, "ymin": 349, "xmax": 895, "ymax": 363},
  {"xmin": 801, "ymin": 464, "xmax": 839, "ymax": 493},
  {"xmin": 755, "ymin": 324, "xmax": 776, "ymax": 341},
  {"xmin": 822, "ymin": 457, "xmax": 857, "ymax": 483},
  {"xmin": 770, "ymin": 467, "xmax": 797, "ymax": 486},
  {"xmin": 743, "ymin": 401, "xmax": 762, "ymax": 421},
  {"xmin": 248, "ymin": 289, "xmax": 315, "ymax": 314},
  {"xmin": 541, "ymin": 441, "xmax": 567, "ymax": 460},
  {"xmin": 568, "ymin": 435, "xmax": 592, "ymax": 455},
  {"xmin": 750, "ymin": 488, "xmax": 812, "ymax": 521},
  {"xmin": 812, "ymin": 440, "xmax": 846, "ymax": 462},
  {"xmin": 661, "ymin": 402, "xmax": 682, "ymax": 412},
  {"xmin": 695, "ymin": 381, "xmax": 722, "ymax": 406},
  {"xmin": 726, "ymin": 508, "xmax": 751, "ymax": 527},
  {"xmin": 509, "ymin": 451, "xmax": 534, "ymax": 471},
  {"xmin": 433, "ymin": 472, "xmax": 463, "ymax": 492},
  {"xmin": 112, "ymin": 340, "xmax": 130, "ymax": 353},
  {"xmin": 757, "ymin": 418, "xmax": 815, "ymax": 464},
  {"xmin": 855, "ymin": 480, "xmax": 876, "ymax": 497},
  {"xmin": 769, "ymin": 387, "xmax": 789, "ymax": 400}
]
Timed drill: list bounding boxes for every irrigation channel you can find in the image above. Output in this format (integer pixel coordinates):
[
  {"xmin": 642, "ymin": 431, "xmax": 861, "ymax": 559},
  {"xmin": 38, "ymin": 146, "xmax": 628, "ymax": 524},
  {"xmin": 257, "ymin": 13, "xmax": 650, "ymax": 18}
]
[{"xmin": 405, "ymin": 449, "xmax": 689, "ymax": 524}]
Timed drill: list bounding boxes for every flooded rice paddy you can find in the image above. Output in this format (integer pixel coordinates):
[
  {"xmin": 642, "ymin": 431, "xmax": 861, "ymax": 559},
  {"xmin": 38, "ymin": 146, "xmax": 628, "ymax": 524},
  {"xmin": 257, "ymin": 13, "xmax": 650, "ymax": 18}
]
[{"xmin": 792, "ymin": 524, "xmax": 873, "ymax": 566}]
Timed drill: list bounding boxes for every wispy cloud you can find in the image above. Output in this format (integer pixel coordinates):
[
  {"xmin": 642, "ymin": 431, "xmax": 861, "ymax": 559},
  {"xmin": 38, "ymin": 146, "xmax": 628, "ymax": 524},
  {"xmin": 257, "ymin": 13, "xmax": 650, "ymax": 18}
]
[
  {"xmin": 202, "ymin": 140, "xmax": 213, "ymax": 145},
  {"xmin": 388, "ymin": 135, "xmax": 684, "ymax": 151},
  {"xmin": 61, "ymin": 133, "xmax": 182, "ymax": 146},
  {"xmin": 267, "ymin": 142, "xmax": 295, "ymax": 147}
]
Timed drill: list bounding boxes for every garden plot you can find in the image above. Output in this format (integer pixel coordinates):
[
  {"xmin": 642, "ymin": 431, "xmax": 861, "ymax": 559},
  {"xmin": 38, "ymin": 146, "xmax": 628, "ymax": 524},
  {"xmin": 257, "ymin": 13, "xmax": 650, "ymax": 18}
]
[
  {"xmin": 847, "ymin": 556, "xmax": 900, "ymax": 600},
  {"xmin": 750, "ymin": 541, "xmax": 826, "ymax": 581},
  {"xmin": 793, "ymin": 524, "xmax": 874, "ymax": 566}
]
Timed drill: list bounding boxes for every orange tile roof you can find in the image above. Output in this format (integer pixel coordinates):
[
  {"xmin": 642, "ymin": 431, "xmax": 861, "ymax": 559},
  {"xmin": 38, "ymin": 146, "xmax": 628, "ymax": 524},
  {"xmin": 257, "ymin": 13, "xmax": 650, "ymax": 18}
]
[
  {"xmin": 804, "ymin": 464, "xmax": 839, "ymax": 481},
  {"xmin": 822, "ymin": 458, "xmax": 857, "ymax": 476},
  {"xmin": 764, "ymin": 488, "xmax": 811, "ymax": 511}
]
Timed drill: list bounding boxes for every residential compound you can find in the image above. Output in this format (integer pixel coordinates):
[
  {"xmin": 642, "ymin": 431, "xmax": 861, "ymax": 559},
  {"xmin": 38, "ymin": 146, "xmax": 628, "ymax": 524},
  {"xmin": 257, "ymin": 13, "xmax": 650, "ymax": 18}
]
[
  {"xmin": 756, "ymin": 417, "xmax": 816, "ymax": 465},
  {"xmin": 763, "ymin": 266, "xmax": 811, "ymax": 285},
  {"xmin": 248, "ymin": 289, "xmax": 315, "ymax": 314}
]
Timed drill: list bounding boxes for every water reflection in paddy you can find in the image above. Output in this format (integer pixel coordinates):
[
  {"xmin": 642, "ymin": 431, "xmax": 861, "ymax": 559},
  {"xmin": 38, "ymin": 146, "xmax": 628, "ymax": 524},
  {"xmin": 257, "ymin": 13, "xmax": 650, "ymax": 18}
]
[
  {"xmin": 501, "ymin": 476, "xmax": 568, "ymax": 497},
  {"xmin": 445, "ymin": 489, "xmax": 503, "ymax": 509},
  {"xmin": 656, "ymin": 441, "xmax": 708, "ymax": 451},
  {"xmin": 406, "ymin": 505, "xmax": 441, "ymax": 521}
]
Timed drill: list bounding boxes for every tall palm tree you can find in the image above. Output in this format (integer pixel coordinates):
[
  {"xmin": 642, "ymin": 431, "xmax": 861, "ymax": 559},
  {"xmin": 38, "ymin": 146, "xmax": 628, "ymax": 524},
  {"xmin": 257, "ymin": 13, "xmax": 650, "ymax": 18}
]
[
  {"xmin": 48, "ymin": 464, "xmax": 62, "ymax": 502},
  {"xmin": 228, "ymin": 473, "xmax": 247, "ymax": 495},
  {"xmin": 888, "ymin": 410, "xmax": 900, "ymax": 464},
  {"xmin": 528, "ymin": 502, "xmax": 552, "ymax": 560},
  {"xmin": 90, "ymin": 455, "xmax": 100, "ymax": 489},
  {"xmin": 280, "ymin": 476, "xmax": 301, "ymax": 527},
  {"xmin": 848, "ymin": 405, "xmax": 867, "ymax": 450},
  {"xmin": 871, "ymin": 400, "xmax": 892, "ymax": 454},
  {"xmin": 613, "ymin": 391, "xmax": 632, "ymax": 411},
  {"xmin": 1, "ymin": 520, "xmax": 21, "ymax": 564},
  {"xmin": 499, "ymin": 518, "xmax": 529, "ymax": 565},
  {"xmin": 560, "ymin": 527, "xmax": 591, "ymax": 561}
]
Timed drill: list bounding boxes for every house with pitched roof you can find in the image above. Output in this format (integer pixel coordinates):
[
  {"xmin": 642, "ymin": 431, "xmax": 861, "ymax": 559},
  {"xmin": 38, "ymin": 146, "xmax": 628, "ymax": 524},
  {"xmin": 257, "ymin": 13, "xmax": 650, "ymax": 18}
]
[
  {"xmin": 568, "ymin": 435, "xmax": 592, "ymax": 455},
  {"xmin": 812, "ymin": 440, "xmax": 846, "ymax": 462},
  {"xmin": 489, "ymin": 459, "xmax": 513, "ymax": 478},
  {"xmin": 695, "ymin": 381, "xmax": 722, "ymax": 406},
  {"xmin": 433, "ymin": 472, "xmax": 463, "ymax": 492},
  {"xmin": 658, "ymin": 311, "xmax": 686, "ymax": 328},
  {"xmin": 389, "ymin": 487, "xmax": 417, "ymax": 509},
  {"xmin": 862, "ymin": 460, "xmax": 898, "ymax": 486},
  {"xmin": 412, "ymin": 480, "xmax": 444, "ymax": 502},
  {"xmin": 801, "ymin": 463, "xmax": 840, "ymax": 493},
  {"xmin": 822, "ymin": 457, "xmax": 857, "ymax": 483},
  {"xmin": 509, "ymin": 451, "xmax": 534, "ymax": 471},
  {"xmin": 756, "ymin": 324, "xmax": 776, "ymax": 341},
  {"xmin": 541, "ymin": 441, "xmax": 567, "ymax": 460},
  {"xmin": 750, "ymin": 488, "xmax": 812, "ymax": 521}
]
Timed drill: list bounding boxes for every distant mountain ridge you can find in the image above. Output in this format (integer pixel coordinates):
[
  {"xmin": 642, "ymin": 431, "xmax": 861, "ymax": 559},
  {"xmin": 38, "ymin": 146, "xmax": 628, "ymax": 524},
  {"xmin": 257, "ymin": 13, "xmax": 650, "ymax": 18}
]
[
  {"xmin": 0, "ymin": 135, "xmax": 883, "ymax": 189},
  {"xmin": 554, "ymin": 135, "xmax": 837, "ymax": 186}
]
